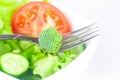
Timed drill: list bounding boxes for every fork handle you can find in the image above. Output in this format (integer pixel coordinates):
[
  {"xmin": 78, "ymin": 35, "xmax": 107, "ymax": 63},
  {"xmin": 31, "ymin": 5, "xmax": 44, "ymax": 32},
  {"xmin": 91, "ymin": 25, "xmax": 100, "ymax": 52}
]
[
  {"xmin": 0, "ymin": 34, "xmax": 38, "ymax": 43},
  {"xmin": 0, "ymin": 34, "xmax": 17, "ymax": 40}
]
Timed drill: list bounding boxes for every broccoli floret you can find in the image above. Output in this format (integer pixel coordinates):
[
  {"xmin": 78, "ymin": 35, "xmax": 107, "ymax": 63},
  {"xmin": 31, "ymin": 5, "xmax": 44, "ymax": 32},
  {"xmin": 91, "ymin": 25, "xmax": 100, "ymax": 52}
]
[{"xmin": 38, "ymin": 27, "xmax": 62, "ymax": 53}]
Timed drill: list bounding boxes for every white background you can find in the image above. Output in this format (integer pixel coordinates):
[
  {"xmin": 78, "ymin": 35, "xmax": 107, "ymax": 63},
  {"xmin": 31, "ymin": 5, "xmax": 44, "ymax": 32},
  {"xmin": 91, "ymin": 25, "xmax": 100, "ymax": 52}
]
[
  {"xmin": 51, "ymin": 0, "xmax": 120, "ymax": 80},
  {"xmin": 0, "ymin": 0, "xmax": 119, "ymax": 80}
]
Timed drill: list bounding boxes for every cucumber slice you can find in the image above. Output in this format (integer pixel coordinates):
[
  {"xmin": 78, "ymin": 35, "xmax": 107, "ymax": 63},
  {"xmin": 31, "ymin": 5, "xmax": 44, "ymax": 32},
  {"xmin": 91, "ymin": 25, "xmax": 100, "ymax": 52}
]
[{"xmin": 0, "ymin": 53, "xmax": 29, "ymax": 76}]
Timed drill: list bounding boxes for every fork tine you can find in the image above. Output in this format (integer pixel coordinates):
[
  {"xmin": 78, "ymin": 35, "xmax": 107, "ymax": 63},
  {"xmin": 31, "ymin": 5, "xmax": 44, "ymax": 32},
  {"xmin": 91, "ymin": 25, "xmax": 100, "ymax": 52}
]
[
  {"xmin": 60, "ymin": 34, "xmax": 99, "ymax": 51},
  {"xmin": 63, "ymin": 25, "xmax": 98, "ymax": 43},
  {"xmin": 62, "ymin": 27, "xmax": 99, "ymax": 45},
  {"xmin": 60, "ymin": 26, "xmax": 99, "ymax": 51},
  {"xmin": 63, "ymin": 23, "xmax": 97, "ymax": 38}
]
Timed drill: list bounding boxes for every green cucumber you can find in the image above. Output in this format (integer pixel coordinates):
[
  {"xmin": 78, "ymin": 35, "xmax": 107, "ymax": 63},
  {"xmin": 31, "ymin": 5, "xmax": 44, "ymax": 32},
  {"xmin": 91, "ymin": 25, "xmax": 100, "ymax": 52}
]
[{"xmin": 0, "ymin": 53, "xmax": 29, "ymax": 76}]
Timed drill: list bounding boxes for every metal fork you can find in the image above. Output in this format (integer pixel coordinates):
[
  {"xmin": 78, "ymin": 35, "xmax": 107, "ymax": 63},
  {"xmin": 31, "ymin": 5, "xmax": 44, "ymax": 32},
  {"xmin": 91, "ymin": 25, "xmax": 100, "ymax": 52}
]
[{"xmin": 0, "ymin": 23, "xmax": 99, "ymax": 51}]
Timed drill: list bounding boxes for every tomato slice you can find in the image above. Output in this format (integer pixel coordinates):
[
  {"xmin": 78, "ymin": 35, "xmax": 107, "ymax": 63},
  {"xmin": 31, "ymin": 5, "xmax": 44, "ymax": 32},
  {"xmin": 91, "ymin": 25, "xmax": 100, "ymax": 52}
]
[{"xmin": 12, "ymin": 2, "xmax": 71, "ymax": 37}]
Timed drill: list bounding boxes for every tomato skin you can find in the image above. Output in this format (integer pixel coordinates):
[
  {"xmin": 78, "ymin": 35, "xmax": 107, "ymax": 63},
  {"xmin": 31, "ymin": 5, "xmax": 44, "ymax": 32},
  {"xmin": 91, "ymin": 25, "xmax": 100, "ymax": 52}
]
[{"xmin": 12, "ymin": 2, "xmax": 71, "ymax": 37}]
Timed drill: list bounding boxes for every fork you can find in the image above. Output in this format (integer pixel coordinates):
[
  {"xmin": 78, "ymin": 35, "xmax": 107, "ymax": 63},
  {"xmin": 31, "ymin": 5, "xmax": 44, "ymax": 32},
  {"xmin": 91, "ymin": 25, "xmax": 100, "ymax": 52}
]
[{"xmin": 0, "ymin": 23, "xmax": 99, "ymax": 51}]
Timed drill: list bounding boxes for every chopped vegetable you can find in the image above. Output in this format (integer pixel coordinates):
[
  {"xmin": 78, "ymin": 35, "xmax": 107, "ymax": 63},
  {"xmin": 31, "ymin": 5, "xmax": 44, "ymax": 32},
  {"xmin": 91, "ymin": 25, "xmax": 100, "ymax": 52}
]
[
  {"xmin": 0, "ymin": 0, "xmax": 29, "ymax": 34},
  {"xmin": 0, "ymin": 0, "xmax": 29, "ymax": 6},
  {"xmin": 38, "ymin": 27, "xmax": 62, "ymax": 53},
  {"xmin": 0, "ymin": 41, "xmax": 12, "ymax": 56},
  {"xmin": 31, "ymin": 50, "xmax": 46, "ymax": 65},
  {"xmin": 57, "ymin": 44, "xmax": 86, "ymax": 69},
  {"xmin": 0, "ymin": 53, "xmax": 29, "ymax": 76},
  {"xmin": 33, "ymin": 54, "xmax": 59, "ymax": 78},
  {"xmin": 18, "ymin": 40, "xmax": 34, "ymax": 50},
  {"xmin": 22, "ymin": 44, "xmax": 41, "ymax": 60},
  {"xmin": 22, "ymin": 45, "xmax": 36, "ymax": 59},
  {"xmin": 11, "ymin": 1, "xmax": 71, "ymax": 37},
  {"xmin": 4, "ymin": 40, "xmax": 21, "ymax": 54},
  {"xmin": 0, "ymin": 19, "xmax": 3, "ymax": 29},
  {"xmin": 42, "ymin": 0, "xmax": 49, "ymax": 2}
]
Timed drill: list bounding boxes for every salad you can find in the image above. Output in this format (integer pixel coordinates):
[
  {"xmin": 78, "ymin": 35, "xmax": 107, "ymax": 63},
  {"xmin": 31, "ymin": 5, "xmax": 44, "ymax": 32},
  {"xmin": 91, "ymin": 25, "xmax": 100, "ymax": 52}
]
[{"xmin": 0, "ymin": 0, "xmax": 86, "ymax": 80}]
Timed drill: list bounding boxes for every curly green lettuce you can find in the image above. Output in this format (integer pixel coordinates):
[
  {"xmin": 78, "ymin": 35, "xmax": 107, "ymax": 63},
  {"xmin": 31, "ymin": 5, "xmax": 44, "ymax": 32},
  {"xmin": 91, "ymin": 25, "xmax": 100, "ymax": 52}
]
[
  {"xmin": 0, "ymin": 0, "xmax": 29, "ymax": 34},
  {"xmin": 33, "ymin": 54, "xmax": 59, "ymax": 78}
]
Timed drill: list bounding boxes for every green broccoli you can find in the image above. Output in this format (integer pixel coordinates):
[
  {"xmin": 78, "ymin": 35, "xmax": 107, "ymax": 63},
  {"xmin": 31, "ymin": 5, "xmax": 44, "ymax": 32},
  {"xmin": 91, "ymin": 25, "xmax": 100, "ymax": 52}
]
[{"xmin": 38, "ymin": 27, "xmax": 62, "ymax": 53}]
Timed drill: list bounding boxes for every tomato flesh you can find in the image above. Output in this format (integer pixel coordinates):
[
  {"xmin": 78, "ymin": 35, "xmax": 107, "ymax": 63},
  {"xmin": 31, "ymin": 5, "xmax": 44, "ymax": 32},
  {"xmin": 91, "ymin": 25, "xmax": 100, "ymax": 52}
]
[{"xmin": 12, "ymin": 2, "xmax": 71, "ymax": 37}]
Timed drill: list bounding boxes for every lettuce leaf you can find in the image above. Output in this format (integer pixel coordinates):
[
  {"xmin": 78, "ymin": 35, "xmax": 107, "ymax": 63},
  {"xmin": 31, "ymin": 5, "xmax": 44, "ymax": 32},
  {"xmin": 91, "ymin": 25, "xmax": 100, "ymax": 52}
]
[
  {"xmin": 0, "ymin": 0, "xmax": 29, "ymax": 34},
  {"xmin": 42, "ymin": 0, "xmax": 50, "ymax": 2},
  {"xmin": 54, "ymin": 44, "xmax": 86, "ymax": 71},
  {"xmin": 33, "ymin": 54, "xmax": 60, "ymax": 78}
]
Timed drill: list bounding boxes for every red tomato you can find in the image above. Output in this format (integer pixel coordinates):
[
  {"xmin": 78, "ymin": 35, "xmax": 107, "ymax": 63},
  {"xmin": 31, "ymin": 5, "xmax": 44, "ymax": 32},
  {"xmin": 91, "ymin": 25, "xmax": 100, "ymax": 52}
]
[{"xmin": 12, "ymin": 2, "xmax": 71, "ymax": 37}]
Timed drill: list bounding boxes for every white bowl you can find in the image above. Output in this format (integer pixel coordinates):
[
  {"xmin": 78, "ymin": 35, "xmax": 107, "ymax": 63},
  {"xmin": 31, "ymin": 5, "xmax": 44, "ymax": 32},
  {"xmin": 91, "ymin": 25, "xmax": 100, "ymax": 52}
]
[
  {"xmin": 44, "ymin": 6, "xmax": 99, "ymax": 80},
  {"xmin": 0, "ymin": 1, "xmax": 99, "ymax": 80}
]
